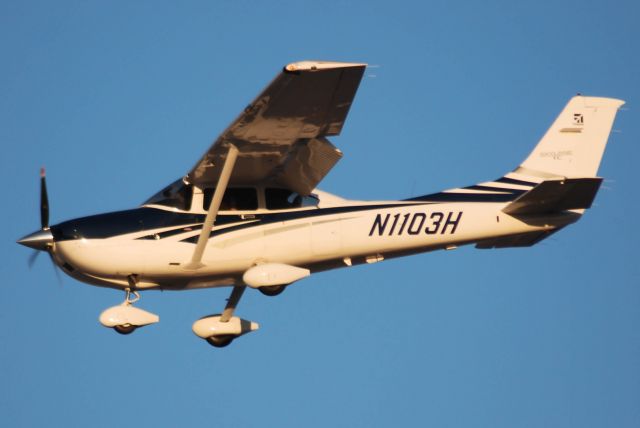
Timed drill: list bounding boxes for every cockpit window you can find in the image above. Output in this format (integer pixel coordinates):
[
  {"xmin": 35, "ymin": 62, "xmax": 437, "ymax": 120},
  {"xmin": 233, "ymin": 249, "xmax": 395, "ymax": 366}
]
[
  {"xmin": 203, "ymin": 187, "xmax": 258, "ymax": 211},
  {"xmin": 144, "ymin": 179, "xmax": 193, "ymax": 211},
  {"xmin": 265, "ymin": 188, "xmax": 319, "ymax": 210}
]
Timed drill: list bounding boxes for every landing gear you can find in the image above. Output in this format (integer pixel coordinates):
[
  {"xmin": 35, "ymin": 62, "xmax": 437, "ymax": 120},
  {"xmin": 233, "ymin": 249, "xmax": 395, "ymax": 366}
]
[
  {"xmin": 258, "ymin": 284, "xmax": 287, "ymax": 296},
  {"xmin": 123, "ymin": 286, "xmax": 140, "ymax": 305},
  {"xmin": 192, "ymin": 285, "xmax": 260, "ymax": 348},
  {"xmin": 114, "ymin": 324, "xmax": 136, "ymax": 335},
  {"xmin": 99, "ymin": 275, "xmax": 159, "ymax": 334},
  {"xmin": 206, "ymin": 335, "xmax": 235, "ymax": 348}
]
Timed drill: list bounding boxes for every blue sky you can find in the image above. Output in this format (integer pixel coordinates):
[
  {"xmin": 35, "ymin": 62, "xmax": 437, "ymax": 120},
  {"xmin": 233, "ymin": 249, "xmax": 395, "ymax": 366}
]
[{"xmin": 1, "ymin": 1, "xmax": 638, "ymax": 427}]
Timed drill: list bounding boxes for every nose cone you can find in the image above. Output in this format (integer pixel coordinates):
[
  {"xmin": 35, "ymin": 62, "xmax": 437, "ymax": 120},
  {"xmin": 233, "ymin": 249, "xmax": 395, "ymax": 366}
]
[{"xmin": 17, "ymin": 229, "xmax": 54, "ymax": 251}]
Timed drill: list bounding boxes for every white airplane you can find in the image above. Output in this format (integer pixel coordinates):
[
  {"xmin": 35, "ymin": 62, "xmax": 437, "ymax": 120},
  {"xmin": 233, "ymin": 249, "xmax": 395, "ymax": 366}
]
[{"xmin": 18, "ymin": 61, "xmax": 624, "ymax": 348}]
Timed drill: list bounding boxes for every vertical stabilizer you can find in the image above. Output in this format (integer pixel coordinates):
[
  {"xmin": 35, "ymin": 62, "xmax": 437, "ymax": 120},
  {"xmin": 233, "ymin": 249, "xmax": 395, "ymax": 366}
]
[{"xmin": 516, "ymin": 96, "xmax": 624, "ymax": 178}]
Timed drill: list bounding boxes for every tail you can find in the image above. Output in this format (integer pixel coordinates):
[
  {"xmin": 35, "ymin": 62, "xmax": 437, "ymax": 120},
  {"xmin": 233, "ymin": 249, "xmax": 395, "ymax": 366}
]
[
  {"xmin": 475, "ymin": 96, "xmax": 624, "ymax": 249},
  {"xmin": 515, "ymin": 95, "xmax": 624, "ymax": 179},
  {"xmin": 409, "ymin": 95, "xmax": 625, "ymax": 215},
  {"xmin": 498, "ymin": 95, "xmax": 624, "ymax": 215}
]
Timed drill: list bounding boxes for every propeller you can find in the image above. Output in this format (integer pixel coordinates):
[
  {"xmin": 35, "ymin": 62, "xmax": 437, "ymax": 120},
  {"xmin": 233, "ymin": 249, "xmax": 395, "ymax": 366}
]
[
  {"xmin": 40, "ymin": 167, "xmax": 49, "ymax": 229},
  {"xmin": 18, "ymin": 168, "xmax": 62, "ymax": 284},
  {"xmin": 27, "ymin": 249, "xmax": 40, "ymax": 268}
]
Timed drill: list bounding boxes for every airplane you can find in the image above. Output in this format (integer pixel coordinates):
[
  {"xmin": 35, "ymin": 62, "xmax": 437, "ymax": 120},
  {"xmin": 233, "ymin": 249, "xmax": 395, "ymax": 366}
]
[{"xmin": 17, "ymin": 61, "xmax": 624, "ymax": 348}]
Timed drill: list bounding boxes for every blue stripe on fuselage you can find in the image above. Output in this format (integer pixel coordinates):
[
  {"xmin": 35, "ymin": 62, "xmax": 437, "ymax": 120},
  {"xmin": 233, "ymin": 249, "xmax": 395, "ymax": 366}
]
[{"xmin": 50, "ymin": 204, "xmax": 417, "ymax": 242}]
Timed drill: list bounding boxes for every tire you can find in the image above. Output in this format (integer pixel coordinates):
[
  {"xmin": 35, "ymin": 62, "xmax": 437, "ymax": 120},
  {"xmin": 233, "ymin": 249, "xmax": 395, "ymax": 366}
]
[
  {"xmin": 114, "ymin": 324, "xmax": 136, "ymax": 335},
  {"xmin": 259, "ymin": 285, "xmax": 286, "ymax": 297},
  {"xmin": 206, "ymin": 335, "xmax": 235, "ymax": 348}
]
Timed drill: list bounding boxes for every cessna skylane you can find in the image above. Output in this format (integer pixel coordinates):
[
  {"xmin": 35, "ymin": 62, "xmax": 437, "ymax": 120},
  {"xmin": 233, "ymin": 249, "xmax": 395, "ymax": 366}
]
[{"xmin": 18, "ymin": 61, "xmax": 624, "ymax": 347}]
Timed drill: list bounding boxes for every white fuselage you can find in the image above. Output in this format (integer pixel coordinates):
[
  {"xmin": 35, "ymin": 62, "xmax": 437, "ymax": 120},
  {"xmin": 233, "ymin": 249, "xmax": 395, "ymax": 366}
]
[{"xmin": 51, "ymin": 195, "xmax": 577, "ymax": 291}]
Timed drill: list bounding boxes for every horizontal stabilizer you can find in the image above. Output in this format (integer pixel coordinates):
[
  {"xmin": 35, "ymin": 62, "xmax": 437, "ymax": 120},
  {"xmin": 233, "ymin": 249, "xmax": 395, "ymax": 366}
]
[
  {"xmin": 476, "ymin": 229, "xmax": 561, "ymax": 249},
  {"xmin": 502, "ymin": 178, "xmax": 602, "ymax": 215}
]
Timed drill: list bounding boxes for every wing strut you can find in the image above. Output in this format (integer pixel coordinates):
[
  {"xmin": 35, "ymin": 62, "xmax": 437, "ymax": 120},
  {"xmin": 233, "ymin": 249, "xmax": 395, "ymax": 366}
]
[{"xmin": 186, "ymin": 144, "xmax": 239, "ymax": 269}]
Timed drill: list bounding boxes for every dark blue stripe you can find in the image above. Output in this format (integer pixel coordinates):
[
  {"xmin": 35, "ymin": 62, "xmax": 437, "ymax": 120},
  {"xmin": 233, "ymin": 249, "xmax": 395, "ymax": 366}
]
[
  {"xmin": 464, "ymin": 185, "xmax": 527, "ymax": 195},
  {"xmin": 406, "ymin": 192, "xmax": 519, "ymax": 203},
  {"xmin": 52, "ymin": 203, "xmax": 421, "ymax": 242},
  {"xmin": 179, "ymin": 203, "xmax": 419, "ymax": 243},
  {"xmin": 137, "ymin": 224, "xmax": 202, "ymax": 240},
  {"xmin": 495, "ymin": 177, "xmax": 538, "ymax": 187}
]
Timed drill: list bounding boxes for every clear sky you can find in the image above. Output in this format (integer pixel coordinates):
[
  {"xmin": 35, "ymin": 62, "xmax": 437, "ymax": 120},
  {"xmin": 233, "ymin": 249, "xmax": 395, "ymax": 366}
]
[{"xmin": 1, "ymin": 1, "xmax": 638, "ymax": 427}]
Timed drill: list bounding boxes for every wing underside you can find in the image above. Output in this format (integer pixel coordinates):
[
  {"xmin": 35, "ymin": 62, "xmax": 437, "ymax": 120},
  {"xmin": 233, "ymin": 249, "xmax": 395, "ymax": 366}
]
[{"xmin": 187, "ymin": 61, "xmax": 367, "ymax": 195}]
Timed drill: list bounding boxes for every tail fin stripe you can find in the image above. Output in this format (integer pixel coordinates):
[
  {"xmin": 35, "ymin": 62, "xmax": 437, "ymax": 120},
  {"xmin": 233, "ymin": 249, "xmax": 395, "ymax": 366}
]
[
  {"xmin": 463, "ymin": 185, "xmax": 526, "ymax": 195},
  {"xmin": 407, "ymin": 192, "xmax": 521, "ymax": 203}
]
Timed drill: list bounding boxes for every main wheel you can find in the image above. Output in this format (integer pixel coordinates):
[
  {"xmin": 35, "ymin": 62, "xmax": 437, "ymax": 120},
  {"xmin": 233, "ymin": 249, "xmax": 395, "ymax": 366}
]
[
  {"xmin": 114, "ymin": 324, "xmax": 136, "ymax": 335},
  {"xmin": 259, "ymin": 285, "xmax": 286, "ymax": 297},
  {"xmin": 206, "ymin": 335, "xmax": 235, "ymax": 348}
]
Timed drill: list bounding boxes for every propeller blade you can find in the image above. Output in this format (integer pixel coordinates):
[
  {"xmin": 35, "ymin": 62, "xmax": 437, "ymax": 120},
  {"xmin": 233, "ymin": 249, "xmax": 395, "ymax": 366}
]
[
  {"xmin": 28, "ymin": 250, "xmax": 40, "ymax": 268},
  {"xmin": 40, "ymin": 167, "xmax": 49, "ymax": 230},
  {"xmin": 47, "ymin": 251, "xmax": 63, "ymax": 287}
]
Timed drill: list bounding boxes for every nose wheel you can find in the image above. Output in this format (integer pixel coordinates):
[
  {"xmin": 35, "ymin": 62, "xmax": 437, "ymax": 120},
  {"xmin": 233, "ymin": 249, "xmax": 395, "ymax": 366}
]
[
  {"xmin": 112, "ymin": 288, "xmax": 141, "ymax": 334},
  {"xmin": 99, "ymin": 275, "xmax": 159, "ymax": 334}
]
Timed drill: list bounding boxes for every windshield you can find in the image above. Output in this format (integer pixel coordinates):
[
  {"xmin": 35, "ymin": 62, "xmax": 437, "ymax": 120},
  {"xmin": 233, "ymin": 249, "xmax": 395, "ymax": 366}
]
[{"xmin": 144, "ymin": 179, "xmax": 193, "ymax": 211}]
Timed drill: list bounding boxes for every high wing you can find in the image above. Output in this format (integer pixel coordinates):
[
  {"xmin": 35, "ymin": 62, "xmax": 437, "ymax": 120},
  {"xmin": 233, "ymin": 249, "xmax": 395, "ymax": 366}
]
[{"xmin": 186, "ymin": 61, "xmax": 367, "ymax": 195}]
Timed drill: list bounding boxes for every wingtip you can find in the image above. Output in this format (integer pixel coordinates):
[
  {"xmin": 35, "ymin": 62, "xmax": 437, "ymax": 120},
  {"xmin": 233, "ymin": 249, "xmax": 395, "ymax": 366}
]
[{"xmin": 284, "ymin": 61, "xmax": 367, "ymax": 72}]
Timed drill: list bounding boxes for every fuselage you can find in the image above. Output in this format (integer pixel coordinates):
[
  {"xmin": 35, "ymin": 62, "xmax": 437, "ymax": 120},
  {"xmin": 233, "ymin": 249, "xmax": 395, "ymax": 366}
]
[{"xmin": 48, "ymin": 188, "xmax": 579, "ymax": 291}]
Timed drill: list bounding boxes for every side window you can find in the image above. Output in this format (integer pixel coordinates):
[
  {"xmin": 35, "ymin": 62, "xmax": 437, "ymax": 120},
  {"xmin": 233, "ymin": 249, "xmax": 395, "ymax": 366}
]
[
  {"xmin": 203, "ymin": 187, "xmax": 258, "ymax": 211},
  {"xmin": 265, "ymin": 188, "xmax": 319, "ymax": 210}
]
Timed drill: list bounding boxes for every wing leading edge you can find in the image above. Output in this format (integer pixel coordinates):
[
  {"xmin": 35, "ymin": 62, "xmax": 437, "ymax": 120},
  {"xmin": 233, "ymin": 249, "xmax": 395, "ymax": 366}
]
[{"xmin": 187, "ymin": 61, "xmax": 367, "ymax": 195}]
